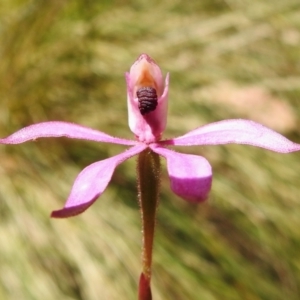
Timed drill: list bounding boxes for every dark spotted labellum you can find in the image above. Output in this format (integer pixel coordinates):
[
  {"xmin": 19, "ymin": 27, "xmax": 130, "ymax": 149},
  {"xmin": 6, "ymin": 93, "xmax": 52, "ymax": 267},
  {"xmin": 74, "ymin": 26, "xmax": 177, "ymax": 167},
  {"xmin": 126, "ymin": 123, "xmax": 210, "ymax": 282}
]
[{"xmin": 137, "ymin": 87, "xmax": 158, "ymax": 115}]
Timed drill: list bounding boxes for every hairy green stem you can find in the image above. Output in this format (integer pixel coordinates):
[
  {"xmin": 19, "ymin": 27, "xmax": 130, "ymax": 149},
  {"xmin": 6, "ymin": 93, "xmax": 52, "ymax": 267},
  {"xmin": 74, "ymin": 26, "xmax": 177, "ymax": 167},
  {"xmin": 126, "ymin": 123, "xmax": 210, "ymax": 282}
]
[{"xmin": 137, "ymin": 148, "xmax": 161, "ymax": 282}]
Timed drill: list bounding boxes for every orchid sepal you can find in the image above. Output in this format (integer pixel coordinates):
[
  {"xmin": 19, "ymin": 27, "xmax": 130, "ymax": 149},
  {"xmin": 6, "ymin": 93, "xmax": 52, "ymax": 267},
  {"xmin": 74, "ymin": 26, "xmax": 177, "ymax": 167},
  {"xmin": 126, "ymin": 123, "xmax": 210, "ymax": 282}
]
[
  {"xmin": 51, "ymin": 144, "xmax": 146, "ymax": 218},
  {"xmin": 162, "ymin": 119, "xmax": 300, "ymax": 153},
  {"xmin": 0, "ymin": 121, "xmax": 137, "ymax": 146},
  {"xmin": 150, "ymin": 145, "xmax": 212, "ymax": 202}
]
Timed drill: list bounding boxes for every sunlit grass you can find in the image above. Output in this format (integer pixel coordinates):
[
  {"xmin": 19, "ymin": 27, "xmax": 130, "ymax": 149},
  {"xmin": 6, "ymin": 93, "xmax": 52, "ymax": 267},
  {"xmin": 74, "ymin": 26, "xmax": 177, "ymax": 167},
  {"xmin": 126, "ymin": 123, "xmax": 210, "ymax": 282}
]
[{"xmin": 1, "ymin": 0, "xmax": 300, "ymax": 299}]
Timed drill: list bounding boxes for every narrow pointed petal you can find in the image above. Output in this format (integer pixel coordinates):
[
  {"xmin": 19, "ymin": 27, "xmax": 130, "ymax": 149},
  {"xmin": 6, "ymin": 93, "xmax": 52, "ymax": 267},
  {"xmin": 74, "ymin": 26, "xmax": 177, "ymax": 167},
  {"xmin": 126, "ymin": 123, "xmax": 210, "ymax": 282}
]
[
  {"xmin": 150, "ymin": 145, "xmax": 212, "ymax": 202},
  {"xmin": 0, "ymin": 121, "xmax": 137, "ymax": 146},
  {"xmin": 163, "ymin": 119, "xmax": 300, "ymax": 153},
  {"xmin": 51, "ymin": 144, "xmax": 146, "ymax": 218}
]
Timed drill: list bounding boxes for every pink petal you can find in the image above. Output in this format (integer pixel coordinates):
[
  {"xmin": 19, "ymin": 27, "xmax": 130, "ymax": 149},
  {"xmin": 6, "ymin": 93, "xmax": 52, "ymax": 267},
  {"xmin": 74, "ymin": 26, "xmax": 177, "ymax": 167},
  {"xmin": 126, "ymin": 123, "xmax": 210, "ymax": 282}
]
[
  {"xmin": 163, "ymin": 119, "xmax": 300, "ymax": 153},
  {"xmin": 0, "ymin": 121, "xmax": 137, "ymax": 146},
  {"xmin": 150, "ymin": 145, "xmax": 212, "ymax": 203},
  {"xmin": 126, "ymin": 54, "xmax": 169, "ymax": 143},
  {"xmin": 51, "ymin": 144, "xmax": 146, "ymax": 218}
]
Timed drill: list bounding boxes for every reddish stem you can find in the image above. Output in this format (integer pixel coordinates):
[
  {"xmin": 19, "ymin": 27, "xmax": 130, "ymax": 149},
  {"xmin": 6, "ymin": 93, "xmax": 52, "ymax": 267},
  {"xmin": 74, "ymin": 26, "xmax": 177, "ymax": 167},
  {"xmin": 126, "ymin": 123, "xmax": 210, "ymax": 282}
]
[
  {"xmin": 138, "ymin": 272, "xmax": 152, "ymax": 300},
  {"xmin": 137, "ymin": 149, "xmax": 161, "ymax": 299}
]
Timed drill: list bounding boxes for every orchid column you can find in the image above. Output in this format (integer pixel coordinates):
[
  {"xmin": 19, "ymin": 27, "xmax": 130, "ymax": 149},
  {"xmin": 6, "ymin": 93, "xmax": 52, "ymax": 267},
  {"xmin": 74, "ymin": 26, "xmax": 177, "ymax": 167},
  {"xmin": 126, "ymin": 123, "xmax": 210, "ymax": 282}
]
[{"xmin": 126, "ymin": 54, "xmax": 169, "ymax": 300}]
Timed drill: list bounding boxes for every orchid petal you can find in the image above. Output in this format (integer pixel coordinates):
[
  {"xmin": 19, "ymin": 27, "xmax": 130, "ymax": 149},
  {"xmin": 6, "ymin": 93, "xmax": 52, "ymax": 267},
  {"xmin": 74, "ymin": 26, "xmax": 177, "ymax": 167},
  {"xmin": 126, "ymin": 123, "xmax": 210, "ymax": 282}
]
[
  {"xmin": 163, "ymin": 119, "xmax": 300, "ymax": 153},
  {"xmin": 0, "ymin": 121, "xmax": 137, "ymax": 146},
  {"xmin": 51, "ymin": 144, "xmax": 146, "ymax": 218},
  {"xmin": 151, "ymin": 145, "xmax": 212, "ymax": 203}
]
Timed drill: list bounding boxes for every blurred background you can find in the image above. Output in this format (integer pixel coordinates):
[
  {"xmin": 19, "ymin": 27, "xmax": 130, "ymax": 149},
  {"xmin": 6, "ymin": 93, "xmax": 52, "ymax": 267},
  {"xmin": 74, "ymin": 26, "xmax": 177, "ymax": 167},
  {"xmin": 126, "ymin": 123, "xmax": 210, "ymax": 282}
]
[{"xmin": 0, "ymin": 0, "xmax": 300, "ymax": 299}]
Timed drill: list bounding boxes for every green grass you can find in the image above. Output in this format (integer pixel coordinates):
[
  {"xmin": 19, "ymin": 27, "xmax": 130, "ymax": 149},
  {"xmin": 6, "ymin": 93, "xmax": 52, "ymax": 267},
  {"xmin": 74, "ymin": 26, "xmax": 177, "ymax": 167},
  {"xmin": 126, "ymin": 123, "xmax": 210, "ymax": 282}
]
[{"xmin": 1, "ymin": 0, "xmax": 300, "ymax": 299}]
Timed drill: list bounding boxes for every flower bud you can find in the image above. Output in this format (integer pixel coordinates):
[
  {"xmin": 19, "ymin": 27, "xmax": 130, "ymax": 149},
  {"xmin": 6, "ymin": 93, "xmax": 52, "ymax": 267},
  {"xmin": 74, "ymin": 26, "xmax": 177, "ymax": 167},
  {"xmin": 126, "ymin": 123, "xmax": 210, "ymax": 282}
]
[{"xmin": 126, "ymin": 54, "xmax": 169, "ymax": 143}]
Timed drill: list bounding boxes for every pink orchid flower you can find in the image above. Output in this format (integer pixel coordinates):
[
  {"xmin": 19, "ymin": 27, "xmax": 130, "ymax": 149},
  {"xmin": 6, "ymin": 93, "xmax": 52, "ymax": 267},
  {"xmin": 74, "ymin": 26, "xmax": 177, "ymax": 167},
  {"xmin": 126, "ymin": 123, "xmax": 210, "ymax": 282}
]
[
  {"xmin": 1, "ymin": 54, "xmax": 300, "ymax": 299},
  {"xmin": 0, "ymin": 54, "xmax": 300, "ymax": 218},
  {"xmin": 1, "ymin": 54, "xmax": 300, "ymax": 217}
]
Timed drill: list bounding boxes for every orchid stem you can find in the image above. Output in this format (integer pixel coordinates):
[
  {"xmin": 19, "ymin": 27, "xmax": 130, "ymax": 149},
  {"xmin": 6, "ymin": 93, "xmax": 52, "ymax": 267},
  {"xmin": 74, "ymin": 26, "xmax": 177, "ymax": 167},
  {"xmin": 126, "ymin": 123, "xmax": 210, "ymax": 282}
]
[{"xmin": 137, "ymin": 148, "xmax": 161, "ymax": 299}]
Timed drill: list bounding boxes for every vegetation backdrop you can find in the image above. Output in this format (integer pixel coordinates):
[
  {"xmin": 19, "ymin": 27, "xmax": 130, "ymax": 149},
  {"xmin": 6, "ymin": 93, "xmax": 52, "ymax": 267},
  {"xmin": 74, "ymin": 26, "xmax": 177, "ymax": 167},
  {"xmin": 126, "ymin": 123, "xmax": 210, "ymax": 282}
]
[{"xmin": 0, "ymin": 0, "xmax": 300, "ymax": 299}]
